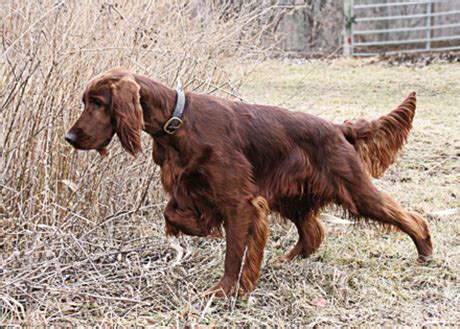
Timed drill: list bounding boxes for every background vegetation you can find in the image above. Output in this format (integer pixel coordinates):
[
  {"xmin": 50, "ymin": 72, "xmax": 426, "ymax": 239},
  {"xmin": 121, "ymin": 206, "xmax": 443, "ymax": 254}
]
[{"xmin": 2, "ymin": 0, "xmax": 459, "ymax": 326}]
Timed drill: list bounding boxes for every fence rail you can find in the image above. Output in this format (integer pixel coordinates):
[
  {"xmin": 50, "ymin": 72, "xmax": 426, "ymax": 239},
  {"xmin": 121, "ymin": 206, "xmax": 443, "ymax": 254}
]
[
  {"xmin": 354, "ymin": 34, "xmax": 460, "ymax": 46},
  {"xmin": 353, "ymin": 23, "xmax": 460, "ymax": 35},
  {"xmin": 354, "ymin": 0, "xmax": 446, "ymax": 10},
  {"xmin": 343, "ymin": 0, "xmax": 460, "ymax": 56},
  {"xmin": 355, "ymin": 10, "xmax": 460, "ymax": 23}
]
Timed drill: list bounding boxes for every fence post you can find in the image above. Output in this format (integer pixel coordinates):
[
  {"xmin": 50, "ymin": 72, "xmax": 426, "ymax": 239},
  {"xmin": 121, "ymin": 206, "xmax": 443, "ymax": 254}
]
[
  {"xmin": 426, "ymin": 0, "xmax": 434, "ymax": 50},
  {"xmin": 343, "ymin": 0, "xmax": 353, "ymax": 56}
]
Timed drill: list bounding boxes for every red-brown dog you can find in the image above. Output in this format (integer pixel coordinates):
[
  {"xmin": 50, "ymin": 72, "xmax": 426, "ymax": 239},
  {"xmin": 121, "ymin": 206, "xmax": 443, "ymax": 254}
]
[{"xmin": 66, "ymin": 68, "xmax": 432, "ymax": 296}]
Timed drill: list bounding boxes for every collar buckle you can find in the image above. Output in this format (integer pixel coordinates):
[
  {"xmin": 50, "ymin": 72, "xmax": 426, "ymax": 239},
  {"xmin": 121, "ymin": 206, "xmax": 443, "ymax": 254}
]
[{"xmin": 163, "ymin": 116, "xmax": 183, "ymax": 134}]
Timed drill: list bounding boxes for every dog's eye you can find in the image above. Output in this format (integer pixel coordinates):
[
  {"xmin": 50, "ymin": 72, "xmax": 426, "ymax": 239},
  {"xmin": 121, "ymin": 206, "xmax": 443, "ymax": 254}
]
[{"xmin": 91, "ymin": 99, "xmax": 103, "ymax": 108}]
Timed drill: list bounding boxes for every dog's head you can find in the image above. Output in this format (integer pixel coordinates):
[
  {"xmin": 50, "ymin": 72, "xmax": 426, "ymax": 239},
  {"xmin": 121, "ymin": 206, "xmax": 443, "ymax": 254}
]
[{"xmin": 65, "ymin": 68, "xmax": 144, "ymax": 156}]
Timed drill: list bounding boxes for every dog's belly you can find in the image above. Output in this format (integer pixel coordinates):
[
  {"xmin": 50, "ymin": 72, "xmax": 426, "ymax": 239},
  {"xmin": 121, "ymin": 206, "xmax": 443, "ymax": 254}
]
[{"xmin": 250, "ymin": 147, "xmax": 335, "ymax": 220}]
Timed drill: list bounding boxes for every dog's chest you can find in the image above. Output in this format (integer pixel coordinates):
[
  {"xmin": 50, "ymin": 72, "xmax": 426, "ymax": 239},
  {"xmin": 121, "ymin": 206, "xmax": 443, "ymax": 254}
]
[{"xmin": 160, "ymin": 160, "xmax": 181, "ymax": 195}]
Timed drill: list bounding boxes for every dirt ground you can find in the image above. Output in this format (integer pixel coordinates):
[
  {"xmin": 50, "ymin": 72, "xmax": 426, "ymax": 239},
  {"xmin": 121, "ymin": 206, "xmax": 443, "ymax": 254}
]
[{"xmin": 3, "ymin": 59, "xmax": 459, "ymax": 326}]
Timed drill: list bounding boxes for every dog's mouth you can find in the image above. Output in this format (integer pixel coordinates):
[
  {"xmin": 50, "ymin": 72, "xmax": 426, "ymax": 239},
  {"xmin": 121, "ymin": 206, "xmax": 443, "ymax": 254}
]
[{"xmin": 97, "ymin": 138, "xmax": 112, "ymax": 157}]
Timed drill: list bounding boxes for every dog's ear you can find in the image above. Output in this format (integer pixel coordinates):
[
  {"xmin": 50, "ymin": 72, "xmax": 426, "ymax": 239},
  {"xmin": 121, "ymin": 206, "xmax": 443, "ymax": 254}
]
[{"xmin": 110, "ymin": 76, "xmax": 144, "ymax": 156}]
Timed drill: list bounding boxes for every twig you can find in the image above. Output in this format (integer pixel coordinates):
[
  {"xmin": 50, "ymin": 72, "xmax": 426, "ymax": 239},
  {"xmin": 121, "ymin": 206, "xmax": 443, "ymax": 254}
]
[
  {"xmin": 231, "ymin": 245, "xmax": 248, "ymax": 313},
  {"xmin": 2, "ymin": 0, "xmax": 66, "ymax": 58},
  {"xmin": 191, "ymin": 78, "xmax": 248, "ymax": 102}
]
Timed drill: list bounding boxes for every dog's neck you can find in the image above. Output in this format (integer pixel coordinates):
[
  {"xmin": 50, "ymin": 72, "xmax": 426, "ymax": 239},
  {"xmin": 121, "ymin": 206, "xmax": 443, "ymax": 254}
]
[{"xmin": 134, "ymin": 74, "xmax": 180, "ymax": 138}]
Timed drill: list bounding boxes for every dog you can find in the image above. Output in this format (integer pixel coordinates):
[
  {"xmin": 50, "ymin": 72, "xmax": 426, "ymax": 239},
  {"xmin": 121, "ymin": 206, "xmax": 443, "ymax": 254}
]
[{"xmin": 65, "ymin": 68, "xmax": 432, "ymax": 297}]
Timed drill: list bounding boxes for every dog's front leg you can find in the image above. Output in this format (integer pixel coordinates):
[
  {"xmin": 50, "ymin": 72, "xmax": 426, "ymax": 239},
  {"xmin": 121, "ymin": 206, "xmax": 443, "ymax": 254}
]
[
  {"xmin": 164, "ymin": 198, "xmax": 209, "ymax": 237},
  {"xmin": 205, "ymin": 197, "xmax": 269, "ymax": 297}
]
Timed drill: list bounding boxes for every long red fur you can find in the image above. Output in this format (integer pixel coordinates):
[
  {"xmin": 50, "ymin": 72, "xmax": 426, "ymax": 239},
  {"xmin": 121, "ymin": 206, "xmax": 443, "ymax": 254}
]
[
  {"xmin": 340, "ymin": 92, "xmax": 416, "ymax": 178},
  {"xmin": 68, "ymin": 68, "xmax": 433, "ymax": 296}
]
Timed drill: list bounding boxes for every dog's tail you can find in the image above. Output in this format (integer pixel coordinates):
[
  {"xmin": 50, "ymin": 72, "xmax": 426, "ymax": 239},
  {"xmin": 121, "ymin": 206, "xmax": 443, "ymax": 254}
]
[{"xmin": 339, "ymin": 92, "xmax": 416, "ymax": 178}]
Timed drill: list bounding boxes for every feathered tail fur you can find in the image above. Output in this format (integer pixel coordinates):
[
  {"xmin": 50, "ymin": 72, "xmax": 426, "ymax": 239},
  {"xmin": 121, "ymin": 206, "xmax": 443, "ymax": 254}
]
[{"xmin": 340, "ymin": 92, "xmax": 417, "ymax": 178}]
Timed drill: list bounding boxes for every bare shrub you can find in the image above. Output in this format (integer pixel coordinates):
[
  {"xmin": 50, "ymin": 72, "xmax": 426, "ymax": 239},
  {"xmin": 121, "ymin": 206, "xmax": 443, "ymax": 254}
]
[
  {"xmin": 1, "ymin": 0, "xmax": 274, "ymax": 324},
  {"xmin": 262, "ymin": 0, "xmax": 344, "ymax": 54}
]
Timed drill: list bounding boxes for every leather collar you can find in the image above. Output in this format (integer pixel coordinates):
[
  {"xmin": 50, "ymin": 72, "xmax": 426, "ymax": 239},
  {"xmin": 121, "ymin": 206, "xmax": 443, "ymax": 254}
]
[{"xmin": 163, "ymin": 88, "xmax": 185, "ymax": 134}]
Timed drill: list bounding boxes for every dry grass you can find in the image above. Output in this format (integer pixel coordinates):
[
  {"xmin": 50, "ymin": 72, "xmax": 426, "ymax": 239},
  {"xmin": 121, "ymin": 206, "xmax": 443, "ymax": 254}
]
[
  {"xmin": 1, "ymin": 0, "xmax": 273, "ymax": 325},
  {"xmin": 241, "ymin": 59, "xmax": 460, "ymax": 326},
  {"xmin": 1, "ymin": 0, "xmax": 459, "ymax": 326}
]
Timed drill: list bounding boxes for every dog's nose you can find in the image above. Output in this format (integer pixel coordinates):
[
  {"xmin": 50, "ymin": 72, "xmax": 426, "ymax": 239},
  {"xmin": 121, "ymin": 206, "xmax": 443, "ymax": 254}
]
[{"xmin": 65, "ymin": 132, "xmax": 78, "ymax": 146}]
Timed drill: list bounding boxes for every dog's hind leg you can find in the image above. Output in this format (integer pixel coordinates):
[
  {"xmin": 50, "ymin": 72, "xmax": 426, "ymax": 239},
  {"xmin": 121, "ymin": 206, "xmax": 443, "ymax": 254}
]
[
  {"xmin": 277, "ymin": 210, "xmax": 324, "ymax": 262},
  {"xmin": 357, "ymin": 191, "xmax": 432, "ymax": 262},
  {"xmin": 335, "ymin": 159, "xmax": 432, "ymax": 262}
]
